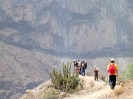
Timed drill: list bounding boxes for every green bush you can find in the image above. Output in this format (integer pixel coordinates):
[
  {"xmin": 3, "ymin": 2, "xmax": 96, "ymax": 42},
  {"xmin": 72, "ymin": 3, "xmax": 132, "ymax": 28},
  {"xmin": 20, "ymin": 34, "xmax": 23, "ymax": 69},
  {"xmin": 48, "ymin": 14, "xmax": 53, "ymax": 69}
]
[
  {"xmin": 50, "ymin": 62, "xmax": 80, "ymax": 92},
  {"xmin": 122, "ymin": 63, "xmax": 133, "ymax": 80}
]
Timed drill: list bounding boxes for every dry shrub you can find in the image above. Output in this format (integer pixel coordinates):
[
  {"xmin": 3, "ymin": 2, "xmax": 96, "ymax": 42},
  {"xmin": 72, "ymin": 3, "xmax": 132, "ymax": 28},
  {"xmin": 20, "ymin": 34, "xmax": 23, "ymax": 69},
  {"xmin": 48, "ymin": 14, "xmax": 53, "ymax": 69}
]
[
  {"xmin": 117, "ymin": 76, "xmax": 126, "ymax": 84},
  {"xmin": 114, "ymin": 84, "xmax": 124, "ymax": 96},
  {"xmin": 68, "ymin": 78, "xmax": 84, "ymax": 93},
  {"xmin": 78, "ymin": 78, "xmax": 84, "ymax": 89},
  {"xmin": 40, "ymin": 87, "xmax": 60, "ymax": 99},
  {"xmin": 25, "ymin": 90, "xmax": 35, "ymax": 99}
]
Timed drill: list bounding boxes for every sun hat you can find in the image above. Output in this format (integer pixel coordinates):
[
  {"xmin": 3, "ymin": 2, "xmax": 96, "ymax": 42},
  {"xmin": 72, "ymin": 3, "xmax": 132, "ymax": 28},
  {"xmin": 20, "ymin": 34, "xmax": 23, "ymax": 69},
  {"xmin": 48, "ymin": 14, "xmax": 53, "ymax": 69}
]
[{"xmin": 110, "ymin": 58, "xmax": 115, "ymax": 62}]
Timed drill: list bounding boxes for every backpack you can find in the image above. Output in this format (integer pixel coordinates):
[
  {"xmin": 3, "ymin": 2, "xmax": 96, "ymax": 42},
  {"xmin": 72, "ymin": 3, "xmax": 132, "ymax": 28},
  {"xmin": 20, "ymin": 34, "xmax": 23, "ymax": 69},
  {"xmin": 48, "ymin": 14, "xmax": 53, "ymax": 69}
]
[
  {"xmin": 109, "ymin": 64, "xmax": 115, "ymax": 74},
  {"xmin": 84, "ymin": 63, "xmax": 87, "ymax": 69}
]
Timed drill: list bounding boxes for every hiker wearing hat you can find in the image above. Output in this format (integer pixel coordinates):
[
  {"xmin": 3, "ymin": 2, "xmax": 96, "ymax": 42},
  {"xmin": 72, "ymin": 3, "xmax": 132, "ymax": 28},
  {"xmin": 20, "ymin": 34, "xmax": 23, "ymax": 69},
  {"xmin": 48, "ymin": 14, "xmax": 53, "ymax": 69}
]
[
  {"xmin": 94, "ymin": 65, "xmax": 99, "ymax": 81},
  {"xmin": 107, "ymin": 58, "xmax": 118, "ymax": 90}
]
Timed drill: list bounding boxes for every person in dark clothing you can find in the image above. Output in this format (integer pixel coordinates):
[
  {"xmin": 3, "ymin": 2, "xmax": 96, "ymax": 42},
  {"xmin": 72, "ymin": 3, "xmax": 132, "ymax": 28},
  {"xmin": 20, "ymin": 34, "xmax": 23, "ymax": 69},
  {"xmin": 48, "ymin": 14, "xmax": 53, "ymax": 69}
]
[
  {"xmin": 73, "ymin": 60, "xmax": 80, "ymax": 74},
  {"xmin": 94, "ymin": 65, "xmax": 99, "ymax": 81},
  {"xmin": 81, "ymin": 61, "xmax": 85, "ymax": 76},
  {"xmin": 73, "ymin": 60, "xmax": 78, "ymax": 69},
  {"xmin": 107, "ymin": 58, "xmax": 118, "ymax": 90}
]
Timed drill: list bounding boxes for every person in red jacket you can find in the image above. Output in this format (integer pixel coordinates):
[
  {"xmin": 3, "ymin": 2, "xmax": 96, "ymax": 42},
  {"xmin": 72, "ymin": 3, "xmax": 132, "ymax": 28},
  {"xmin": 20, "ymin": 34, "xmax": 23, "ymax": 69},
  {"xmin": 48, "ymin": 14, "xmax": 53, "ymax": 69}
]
[{"xmin": 107, "ymin": 58, "xmax": 118, "ymax": 90}]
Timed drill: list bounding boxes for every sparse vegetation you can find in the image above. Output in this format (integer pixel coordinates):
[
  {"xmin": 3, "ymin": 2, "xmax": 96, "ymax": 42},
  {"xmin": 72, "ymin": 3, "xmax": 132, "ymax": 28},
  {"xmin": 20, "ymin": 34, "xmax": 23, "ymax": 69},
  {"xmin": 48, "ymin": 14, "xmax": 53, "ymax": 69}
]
[
  {"xmin": 24, "ymin": 90, "xmax": 35, "ymax": 99},
  {"xmin": 116, "ymin": 76, "xmax": 126, "ymax": 84},
  {"xmin": 114, "ymin": 85, "xmax": 124, "ymax": 96},
  {"xmin": 50, "ymin": 62, "xmax": 80, "ymax": 92},
  {"xmin": 42, "ymin": 88, "xmax": 60, "ymax": 99},
  {"xmin": 21, "ymin": 62, "xmax": 133, "ymax": 99},
  {"xmin": 122, "ymin": 63, "xmax": 133, "ymax": 80}
]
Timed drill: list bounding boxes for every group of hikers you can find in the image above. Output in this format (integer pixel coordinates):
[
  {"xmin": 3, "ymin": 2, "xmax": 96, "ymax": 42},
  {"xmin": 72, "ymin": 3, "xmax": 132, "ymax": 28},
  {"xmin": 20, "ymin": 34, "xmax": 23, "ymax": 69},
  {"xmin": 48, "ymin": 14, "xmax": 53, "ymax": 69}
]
[
  {"xmin": 73, "ymin": 60, "xmax": 99, "ymax": 80},
  {"xmin": 73, "ymin": 60, "xmax": 87, "ymax": 76},
  {"xmin": 73, "ymin": 58, "xmax": 118, "ymax": 90}
]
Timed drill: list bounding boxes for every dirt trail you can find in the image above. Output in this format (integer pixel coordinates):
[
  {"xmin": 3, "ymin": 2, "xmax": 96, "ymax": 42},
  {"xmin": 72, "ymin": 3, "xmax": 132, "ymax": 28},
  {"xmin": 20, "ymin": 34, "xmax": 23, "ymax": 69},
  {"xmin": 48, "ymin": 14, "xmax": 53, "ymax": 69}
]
[
  {"xmin": 20, "ymin": 75, "xmax": 123, "ymax": 99},
  {"xmin": 64, "ymin": 75, "xmax": 114, "ymax": 99},
  {"xmin": 20, "ymin": 75, "xmax": 133, "ymax": 99}
]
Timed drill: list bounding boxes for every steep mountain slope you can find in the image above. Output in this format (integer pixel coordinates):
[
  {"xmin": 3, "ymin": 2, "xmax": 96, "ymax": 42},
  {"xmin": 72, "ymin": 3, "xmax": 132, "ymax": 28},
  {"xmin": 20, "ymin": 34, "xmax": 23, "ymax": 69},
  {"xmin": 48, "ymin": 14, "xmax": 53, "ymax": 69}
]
[
  {"xmin": 1, "ymin": 42, "xmax": 133, "ymax": 99},
  {"xmin": 0, "ymin": 42, "xmax": 61, "ymax": 99},
  {"xmin": 0, "ymin": 0, "xmax": 133, "ymax": 57},
  {"xmin": 1, "ymin": 0, "xmax": 133, "ymax": 99}
]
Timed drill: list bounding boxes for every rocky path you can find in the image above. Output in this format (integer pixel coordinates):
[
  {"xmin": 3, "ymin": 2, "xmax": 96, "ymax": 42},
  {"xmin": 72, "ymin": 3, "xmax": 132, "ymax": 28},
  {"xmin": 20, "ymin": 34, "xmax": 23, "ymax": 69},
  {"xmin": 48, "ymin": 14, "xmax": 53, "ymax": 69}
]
[
  {"xmin": 64, "ymin": 75, "xmax": 115, "ymax": 99},
  {"xmin": 20, "ymin": 75, "xmax": 122, "ymax": 99}
]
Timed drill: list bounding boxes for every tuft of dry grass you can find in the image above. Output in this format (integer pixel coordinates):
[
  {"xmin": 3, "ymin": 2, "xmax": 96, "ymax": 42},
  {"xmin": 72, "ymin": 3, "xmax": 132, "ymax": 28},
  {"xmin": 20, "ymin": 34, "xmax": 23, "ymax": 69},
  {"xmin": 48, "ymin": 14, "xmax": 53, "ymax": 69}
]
[
  {"xmin": 38, "ymin": 87, "xmax": 60, "ymax": 99},
  {"xmin": 113, "ymin": 84, "xmax": 124, "ymax": 96},
  {"xmin": 24, "ymin": 90, "xmax": 35, "ymax": 99},
  {"xmin": 117, "ymin": 76, "xmax": 126, "ymax": 84},
  {"xmin": 21, "ymin": 87, "xmax": 60, "ymax": 99}
]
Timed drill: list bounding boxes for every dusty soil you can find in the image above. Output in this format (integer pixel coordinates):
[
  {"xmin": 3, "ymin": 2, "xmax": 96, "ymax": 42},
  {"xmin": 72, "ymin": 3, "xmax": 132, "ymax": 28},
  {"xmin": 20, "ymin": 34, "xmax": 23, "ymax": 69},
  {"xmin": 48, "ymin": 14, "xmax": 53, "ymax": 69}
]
[
  {"xmin": 64, "ymin": 76, "xmax": 133, "ymax": 99},
  {"xmin": 20, "ymin": 75, "xmax": 133, "ymax": 99},
  {"xmin": 64, "ymin": 75, "xmax": 111, "ymax": 99}
]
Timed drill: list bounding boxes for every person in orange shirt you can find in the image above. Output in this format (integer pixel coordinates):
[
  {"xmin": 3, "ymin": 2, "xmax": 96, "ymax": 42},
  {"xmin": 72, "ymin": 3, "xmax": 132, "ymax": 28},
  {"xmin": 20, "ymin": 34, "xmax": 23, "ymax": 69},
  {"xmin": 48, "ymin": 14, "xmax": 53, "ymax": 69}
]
[{"xmin": 107, "ymin": 58, "xmax": 118, "ymax": 90}]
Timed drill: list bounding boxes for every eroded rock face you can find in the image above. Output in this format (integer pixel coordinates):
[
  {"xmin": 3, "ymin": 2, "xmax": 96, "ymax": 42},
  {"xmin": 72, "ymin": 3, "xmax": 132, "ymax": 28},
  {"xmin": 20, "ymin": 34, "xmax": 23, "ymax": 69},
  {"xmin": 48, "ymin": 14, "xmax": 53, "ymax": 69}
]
[
  {"xmin": 0, "ymin": 0, "xmax": 133, "ymax": 57},
  {"xmin": 0, "ymin": 0, "xmax": 133, "ymax": 99}
]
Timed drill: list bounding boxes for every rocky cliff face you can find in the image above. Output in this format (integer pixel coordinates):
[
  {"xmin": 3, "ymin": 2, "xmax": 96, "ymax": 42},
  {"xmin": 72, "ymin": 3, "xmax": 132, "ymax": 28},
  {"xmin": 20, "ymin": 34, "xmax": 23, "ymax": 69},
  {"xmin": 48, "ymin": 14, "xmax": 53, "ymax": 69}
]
[
  {"xmin": 0, "ymin": 0, "xmax": 133, "ymax": 57},
  {"xmin": 1, "ymin": 0, "xmax": 133, "ymax": 99}
]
